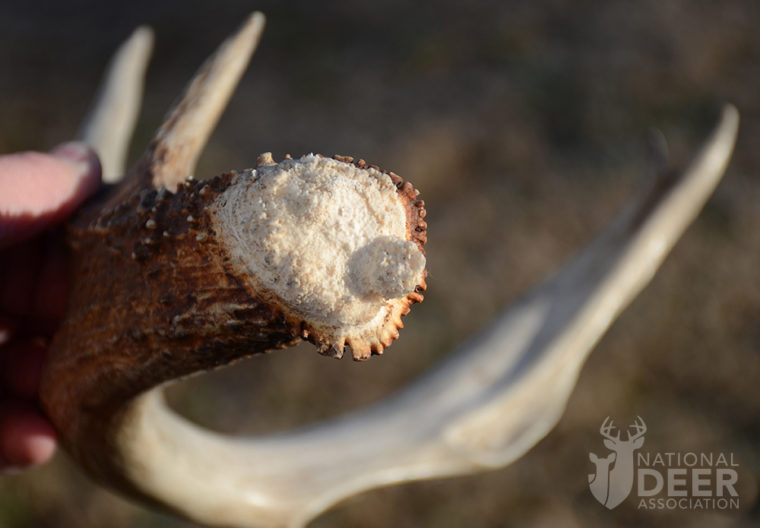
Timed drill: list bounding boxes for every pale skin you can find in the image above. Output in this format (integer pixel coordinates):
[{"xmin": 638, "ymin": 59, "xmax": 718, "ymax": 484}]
[{"xmin": 0, "ymin": 142, "xmax": 101, "ymax": 472}]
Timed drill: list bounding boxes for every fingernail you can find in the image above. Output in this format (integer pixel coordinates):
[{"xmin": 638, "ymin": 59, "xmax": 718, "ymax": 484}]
[
  {"xmin": 25, "ymin": 433, "xmax": 57, "ymax": 466},
  {"xmin": 1, "ymin": 433, "xmax": 57, "ymax": 470},
  {"xmin": 50, "ymin": 142, "xmax": 102, "ymax": 185},
  {"xmin": 51, "ymin": 141, "xmax": 91, "ymax": 164},
  {"xmin": 0, "ymin": 407, "xmax": 58, "ymax": 469}
]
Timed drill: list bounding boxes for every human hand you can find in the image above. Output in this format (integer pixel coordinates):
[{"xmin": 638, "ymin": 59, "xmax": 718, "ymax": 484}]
[{"xmin": 0, "ymin": 142, "xmax": 101, "ymax": 472}]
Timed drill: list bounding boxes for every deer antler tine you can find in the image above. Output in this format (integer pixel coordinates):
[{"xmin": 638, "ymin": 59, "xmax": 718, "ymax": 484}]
[
  {"xmin": 629, "ymin": 416, "xmax": 647, "ymax": 439},
  {"xmin": 602, "ymin": 418, "xmax": 619, "ymax": 438},
  {"xmin": 600, "ymin": 416, "xmax": 611, "ymax": 433},
  {"xmin": 78, "ymin": 26, "xmax": 154, "ymax": 183},
  {"xmin": 610, "ymin": 421, "xmax": 621, "ymax": 441},
  {"xmin": 141, "ymin": 12, "xmax": 265, "ymax": 191}
]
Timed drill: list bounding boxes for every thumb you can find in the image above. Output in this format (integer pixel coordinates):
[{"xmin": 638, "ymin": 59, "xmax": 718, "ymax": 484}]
[{"xmin": 0, "ymin": 142, "xmax": 102, "ymax": 250}]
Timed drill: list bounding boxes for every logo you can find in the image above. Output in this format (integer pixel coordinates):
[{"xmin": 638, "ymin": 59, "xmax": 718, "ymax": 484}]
[
  {"xmin": 588, "ymin": 416, "xmax": 740, "ymax": 511},
  {"xmin": 588, "ymin": 416, "xmax": 646, "ymax": 508}
]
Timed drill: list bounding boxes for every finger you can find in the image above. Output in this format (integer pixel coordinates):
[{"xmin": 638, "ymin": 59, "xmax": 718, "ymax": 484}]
[
  {"xmin": 0, "ymin": 142, "xmax": 101, "ymax": 250},
  {"xmin": 1, "ymin": 338, "xmax": 46, "ymax": 399},
  {"xmin": 0, "ymin": 402, "xmax": 57, "ymax": 471}
]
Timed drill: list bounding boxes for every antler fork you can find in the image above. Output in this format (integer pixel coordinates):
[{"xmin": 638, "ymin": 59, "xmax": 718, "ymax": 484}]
[
  {"xmin": 600, "ymin": 417, "xmax": 621, "ymax": 441},
  {"xmin": 628, "ymin": 416, "xmax": 647, "ymax": 441}
]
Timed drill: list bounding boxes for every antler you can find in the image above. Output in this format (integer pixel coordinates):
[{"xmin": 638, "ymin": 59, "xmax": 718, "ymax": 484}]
[
  {"xmin": 77, "ymin": 26, "xmax": 154, "ymax": 183},
  {"xmin": 628, "ymin": 415, "xmax": 647, "ymax": 441},
  {"xmin": 39, "ymin": 12, "xmax": 739, "ymax": 528},
  {"xmin": 600, "ymin": 417, "xmax": 620, "ymax": 441},
  {"xmin": 140, "ymin": 12, "xmax": 265, "ymax": 192}
]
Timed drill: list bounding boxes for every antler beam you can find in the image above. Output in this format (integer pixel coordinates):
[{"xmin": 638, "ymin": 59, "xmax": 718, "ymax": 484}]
[{"xmin": 39, "ymin": 12, "xmax": 738, "ymax": 528}]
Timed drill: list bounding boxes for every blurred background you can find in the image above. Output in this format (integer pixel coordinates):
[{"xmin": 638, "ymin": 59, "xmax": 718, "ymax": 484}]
[{"xmin": 1, "ymin": 1, "xmax": 759, "ymax": 526}]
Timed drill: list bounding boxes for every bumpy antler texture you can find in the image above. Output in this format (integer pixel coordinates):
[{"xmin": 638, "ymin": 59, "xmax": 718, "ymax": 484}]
[{"xmin": 39, "ymin": 12, "xmax": 738, "ymax": 528}]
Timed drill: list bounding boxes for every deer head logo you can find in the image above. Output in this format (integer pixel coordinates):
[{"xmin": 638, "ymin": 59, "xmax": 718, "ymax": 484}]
[{"xmin": 588, "ymin": 416, "xmax": 646, "ymax": 509}]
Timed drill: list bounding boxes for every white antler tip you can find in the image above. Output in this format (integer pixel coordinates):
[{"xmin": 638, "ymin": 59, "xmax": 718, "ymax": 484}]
[
  {"xmin": 79, "ymin": 22, "xmax": 155, "ymax": 182},
  {"xmin": 145, "ymin": 10, "xmax": 267, "ymax": 190},
  {"xmin": 247, "ymin": 11, "xmax": 266, "ymax": 30},
  {"xmin": 131, "ymin": 25, "xmax": 155, "ymax": 50},
  {"xmin": 721, "ymin": 103, "xmax": 740, "ymax": 126}
]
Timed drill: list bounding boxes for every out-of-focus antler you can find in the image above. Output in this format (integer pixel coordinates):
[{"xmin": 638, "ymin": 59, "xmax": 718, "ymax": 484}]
[
  {"xmin": 39, "ymin": 11, "xmax": 739, "ymax": 528},
  {"xmin": 77, "ymin": 26, "xmax": 153, "ymax": 183}
]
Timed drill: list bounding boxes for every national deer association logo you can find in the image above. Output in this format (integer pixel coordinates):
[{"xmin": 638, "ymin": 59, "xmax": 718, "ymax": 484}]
[
  {"xmin": 588, "ymin": 416, "xmax": 646, "ymax": 508},
  {"xmin": 588, "ymin": 416, "xmax": 740, "ymax": 511}
]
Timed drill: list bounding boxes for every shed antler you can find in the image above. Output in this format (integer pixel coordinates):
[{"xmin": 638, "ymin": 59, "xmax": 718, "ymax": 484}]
[{"xmin": 39, "ymin": 12, "xmax": 738, "ymax": 528}]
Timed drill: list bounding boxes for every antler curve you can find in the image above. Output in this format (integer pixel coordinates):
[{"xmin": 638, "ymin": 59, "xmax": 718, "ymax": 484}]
[{"xmin": 40, "ymin": 12, "xmax": 739, "ymax": 528}]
